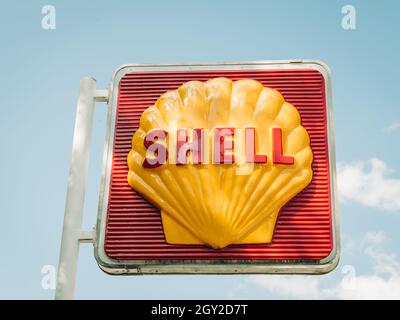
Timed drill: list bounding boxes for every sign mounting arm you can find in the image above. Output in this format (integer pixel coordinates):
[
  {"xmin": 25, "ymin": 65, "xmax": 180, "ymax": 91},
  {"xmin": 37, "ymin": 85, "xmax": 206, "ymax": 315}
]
[{"xmin": 55, "ymin": 77, "xmax": 108, "ymax": 300}]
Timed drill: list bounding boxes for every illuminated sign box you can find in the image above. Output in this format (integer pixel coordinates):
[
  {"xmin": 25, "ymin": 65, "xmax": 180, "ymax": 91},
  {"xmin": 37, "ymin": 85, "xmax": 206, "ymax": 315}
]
[{"xmin": 95, "ymin": 61, "xmax": 339, "ymax": 274}]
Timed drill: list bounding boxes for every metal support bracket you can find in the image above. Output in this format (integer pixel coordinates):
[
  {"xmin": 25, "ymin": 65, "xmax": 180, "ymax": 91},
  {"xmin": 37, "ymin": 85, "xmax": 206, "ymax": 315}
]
[
  {"xmin": 78, "ymin": 230, "xmax": 96, "ymax": 244},
  {"xmin": 55, "ymin": 77, "xmax": 108, "ymax": 300},
  {"xmin": 95, "ymin": 89, "xmax": 109, "ymax": 102}
]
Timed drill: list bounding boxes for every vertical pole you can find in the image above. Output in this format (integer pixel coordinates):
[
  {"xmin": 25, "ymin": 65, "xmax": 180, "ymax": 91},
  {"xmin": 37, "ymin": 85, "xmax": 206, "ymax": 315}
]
[{"xmin": 55, "ymin": 77, "xmax": 97, "ymax": 300}]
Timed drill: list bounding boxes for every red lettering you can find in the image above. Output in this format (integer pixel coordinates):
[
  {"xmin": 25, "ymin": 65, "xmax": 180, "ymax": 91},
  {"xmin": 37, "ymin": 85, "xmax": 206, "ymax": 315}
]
[
  {"xmin": 214, "ymin": 128, "xmax": 235, "ymax": 164},
  {"xmin": 245, "ymin": 127, "xmax": 267, "ymax": 164},
  {"xmin": 143, "ymin": 129, "xmax": 168, "ymax": 168},
  {"xmin": 272, "ymin": 127, "xmax": 294, "ymax": 165},
  {"xmin": 141, "ymin": 127, "xmax": 296, "ymax": 168},
  {"xmin": 176, "ymin": 128, "xmax": 204, "ymax": 165}
]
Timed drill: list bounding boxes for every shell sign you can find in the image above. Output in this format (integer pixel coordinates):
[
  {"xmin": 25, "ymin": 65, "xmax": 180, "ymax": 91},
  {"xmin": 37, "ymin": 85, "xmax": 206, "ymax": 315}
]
[{"xmin": 95, "ymin": 61, "xmax": 339, "ymax": 274}]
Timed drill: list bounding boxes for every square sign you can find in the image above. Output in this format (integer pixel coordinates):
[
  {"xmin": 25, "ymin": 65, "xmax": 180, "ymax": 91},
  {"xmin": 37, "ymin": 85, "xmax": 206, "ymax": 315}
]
[{"xmin": 95, "ymin": 61, "xmax": 339, "ymax": 274}]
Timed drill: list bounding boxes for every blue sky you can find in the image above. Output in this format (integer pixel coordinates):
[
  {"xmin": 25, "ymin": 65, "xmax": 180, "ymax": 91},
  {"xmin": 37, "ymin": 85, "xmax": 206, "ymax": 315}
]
[{"xmin": 0, "ymin": 0, "xmax": 400, "ymax": 299}]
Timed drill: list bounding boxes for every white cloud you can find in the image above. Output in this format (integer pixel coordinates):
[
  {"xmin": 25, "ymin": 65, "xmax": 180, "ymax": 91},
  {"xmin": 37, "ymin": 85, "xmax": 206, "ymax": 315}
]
[
  {"xmin": 384, "ymin": 121, "xmax": 400, "ymax": 133},
  {"xmin": 254, "ymin": 275, "xmax": 323, "ymax": 299},
  {"xmin": 364, "ymin": 230, "xmax": 386, "ymax": 244},
  {"xmin": 249, "ymin": 231, "xmax": 400, "ymax": 299},
  {"xmin": 334, "ymin": 275, "xmax": 400, "ymax": 299},
  {"xmin": 337, "ymin": 158, "xmax": 400, "ymax": 212},
  {"xmin": 334, "ymin": 232, "xmax": 400, "ymax": 299}
]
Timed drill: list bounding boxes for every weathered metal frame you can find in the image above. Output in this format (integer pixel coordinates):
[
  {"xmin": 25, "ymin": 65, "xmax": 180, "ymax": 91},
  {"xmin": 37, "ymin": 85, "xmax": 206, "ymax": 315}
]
[{"xmin": 95, "ymin": 60, "xmax": 340, "ymax": 275}]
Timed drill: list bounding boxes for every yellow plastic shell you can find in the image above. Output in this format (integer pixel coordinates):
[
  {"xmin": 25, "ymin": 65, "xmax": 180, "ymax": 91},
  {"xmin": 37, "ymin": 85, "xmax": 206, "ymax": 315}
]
[{"xmin": 127, "ymin": 78, "xmax": 313, "ymax": 249}]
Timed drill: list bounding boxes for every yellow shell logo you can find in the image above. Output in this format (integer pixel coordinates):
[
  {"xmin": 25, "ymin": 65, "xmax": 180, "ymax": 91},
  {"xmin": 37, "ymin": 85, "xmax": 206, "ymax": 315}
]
[{"xmin": 127, "ymin": 78, "xmax": 313, "ymax": 249}]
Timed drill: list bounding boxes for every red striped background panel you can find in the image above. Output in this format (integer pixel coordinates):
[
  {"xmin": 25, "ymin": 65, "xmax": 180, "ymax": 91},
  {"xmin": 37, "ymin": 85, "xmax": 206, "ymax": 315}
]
[{"xmin": 104, "ymin": 69, "xmax": 333, "ymax": 261}]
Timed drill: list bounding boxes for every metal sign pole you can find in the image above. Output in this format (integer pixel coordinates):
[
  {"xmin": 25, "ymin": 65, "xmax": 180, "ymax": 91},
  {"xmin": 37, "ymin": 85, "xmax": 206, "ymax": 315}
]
[{"xmin": 55, "ymin": 77, "xmax": 107, "ymax": 300}]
